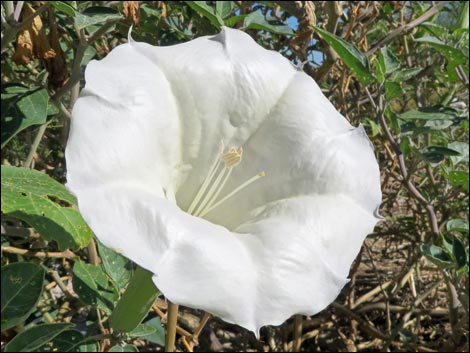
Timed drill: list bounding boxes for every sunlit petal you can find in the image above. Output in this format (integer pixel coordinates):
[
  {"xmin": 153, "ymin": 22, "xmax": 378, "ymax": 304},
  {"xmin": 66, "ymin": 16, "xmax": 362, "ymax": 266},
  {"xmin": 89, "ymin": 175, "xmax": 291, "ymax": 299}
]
[{"xmin": 66, "ymin": 27, "xmax": 382, "ymax": 333}]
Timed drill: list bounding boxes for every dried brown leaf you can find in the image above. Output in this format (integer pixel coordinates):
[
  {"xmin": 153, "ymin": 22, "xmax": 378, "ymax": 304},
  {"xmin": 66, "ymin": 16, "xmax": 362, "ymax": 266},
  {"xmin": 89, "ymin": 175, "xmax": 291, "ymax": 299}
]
[
  {"xmin": 13, "ymin": 3, "xmax": 55, "ymax": 65},
  {"xmin": 123, "ymin": 1, "xmax": 140, "ymax": 26},
  {"xmin": 45, "ymin": 9, "xmax": 69, "ymax": 91}
]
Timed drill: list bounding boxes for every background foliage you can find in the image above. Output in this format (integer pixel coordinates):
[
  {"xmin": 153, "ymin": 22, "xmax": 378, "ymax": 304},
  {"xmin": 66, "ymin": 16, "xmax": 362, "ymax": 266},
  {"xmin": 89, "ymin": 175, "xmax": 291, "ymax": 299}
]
[{"xmin": 1, "ymin": 1, "xmax": 468, "ymax": 352}]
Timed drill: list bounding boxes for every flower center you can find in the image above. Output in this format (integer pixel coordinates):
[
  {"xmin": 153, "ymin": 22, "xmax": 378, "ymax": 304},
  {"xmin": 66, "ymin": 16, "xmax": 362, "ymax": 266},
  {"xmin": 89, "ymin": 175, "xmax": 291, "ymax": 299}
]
[{"xmin": 187, "ymin": 142, "xmax": 265, "ymax": 218}]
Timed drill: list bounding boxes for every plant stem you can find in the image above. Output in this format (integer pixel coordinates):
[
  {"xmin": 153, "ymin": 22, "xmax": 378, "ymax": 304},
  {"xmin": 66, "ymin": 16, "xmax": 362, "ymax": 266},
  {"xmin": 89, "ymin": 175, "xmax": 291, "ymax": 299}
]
[
  {"xmin": 52, "ymin": 26, "xmax": 87, "ymax": 101},
  {"xmin": 87, "ymin": 237, "xmax": 99, "ymax": 266},
  {"xmin": 365, "ymin": 87, "xmax": 439, "ymax": 237},
  {"xmin": 23, "ymin": 122, "xmax": 49, "ymax": 168},
  {"xmin": 13, "ymin": 1, "xmax": 24, "ymax": 21},
  {"xmin": 1, "ymin": 246, "xmax": 75, "ymax": 259},
  {"xmin": 293, "ymin": 314, "xmax": 303, "ymax": 351},
  {"xmin": 366, "ymin": 1, "xmax": 448, "ymax": 56},
  {"xmin": 152, "ymin": 304, "xmax": 191, "ymax": 337},
  {"xmin": 165, "ymin": 301, "xmax": 179, "ymax": 352},
  {"xmin": 1, "ymin": 225, "xmax": 40, "ymax": 239},
  {"xmin": 192, "ymin": 312, "xmax": 210, "ymax": 341},
  {"xmin": 49, "ymin": 270, "xmax": 76, "ymax": 300},
  {"xmin": 182, "ymin": 312, "xmax": 211, "ymax": 351}
]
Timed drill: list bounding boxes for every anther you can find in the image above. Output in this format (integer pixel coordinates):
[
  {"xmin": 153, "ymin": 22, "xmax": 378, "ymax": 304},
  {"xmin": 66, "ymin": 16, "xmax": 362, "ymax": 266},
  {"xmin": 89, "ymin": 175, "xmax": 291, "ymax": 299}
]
[{"xmin": 222, "ymin": 147, "xmax": 243, "ymax": 168}]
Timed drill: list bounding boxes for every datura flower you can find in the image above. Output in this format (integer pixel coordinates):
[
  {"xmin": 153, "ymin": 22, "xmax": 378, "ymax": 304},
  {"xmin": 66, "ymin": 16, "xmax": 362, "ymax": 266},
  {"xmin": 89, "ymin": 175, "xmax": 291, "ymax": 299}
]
[{"xmin": 66, "ymin": 27, "xmax": 382, "ymax": 334}]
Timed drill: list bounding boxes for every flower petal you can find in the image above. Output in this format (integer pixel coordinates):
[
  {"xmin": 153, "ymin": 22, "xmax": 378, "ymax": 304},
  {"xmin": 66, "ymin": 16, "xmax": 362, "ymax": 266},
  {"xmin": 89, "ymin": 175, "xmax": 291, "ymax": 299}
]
[
  {"xmin": 66, "ymin": 42, "xmax": 181, "ymax": 195},
  {"xmin": 75, "ymin": 184, "xmax": 376, "ymax": 333},
  {"xmin": 66, "ymin": 27, "xmax": 382, "ymax": 333},
  {"xmin": 67, "ymin": 28, "xmax": 380, "ymax": 223}
]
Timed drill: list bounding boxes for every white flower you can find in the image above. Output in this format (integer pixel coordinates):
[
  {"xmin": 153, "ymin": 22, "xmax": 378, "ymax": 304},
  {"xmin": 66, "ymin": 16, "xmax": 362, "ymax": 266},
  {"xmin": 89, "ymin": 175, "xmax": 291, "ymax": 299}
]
[{"xmin": 65, "ymin": 27, "xmax": 381, "ymax": 334}]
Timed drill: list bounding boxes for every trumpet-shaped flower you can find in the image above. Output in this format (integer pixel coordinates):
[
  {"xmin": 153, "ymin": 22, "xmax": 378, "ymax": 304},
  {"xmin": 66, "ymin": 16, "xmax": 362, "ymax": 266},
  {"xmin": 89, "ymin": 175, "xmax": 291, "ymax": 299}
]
[{"xmin": 66, "ymin": 27, "xmax": 381, "ymax": 334}]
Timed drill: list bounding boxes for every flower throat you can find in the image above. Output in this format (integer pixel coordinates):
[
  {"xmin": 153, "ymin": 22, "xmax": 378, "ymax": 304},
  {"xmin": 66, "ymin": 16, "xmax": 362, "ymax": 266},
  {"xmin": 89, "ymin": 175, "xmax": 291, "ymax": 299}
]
[{"xmin": 187, "ymin": 142, "xmax": 265, "ymax": 218}]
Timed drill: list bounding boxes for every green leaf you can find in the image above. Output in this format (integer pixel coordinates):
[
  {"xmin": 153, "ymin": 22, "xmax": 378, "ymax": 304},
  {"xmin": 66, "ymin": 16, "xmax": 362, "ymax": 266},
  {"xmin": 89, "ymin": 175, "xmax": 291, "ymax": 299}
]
[
  {"xmin": 371, "ymin": 121, "xmax": 381, "ymax": 136},
  {"xmin": 448, "ymin": 141, "xmax": 469, "ymax": 166},
  {"xmin": 244, "ymin": 12, "xmax": 294, "ymax": 35},
  {"xmin": 164, "ymin": 16, "xmax": 193, "ymax": 38},
  {"xmin": 72, "ymin": 261, "xmax": 113, "ymax": 313},
  {"xmin": 415, "ymin": 36, "xmax": 468, "ymax": 65},
  {"xmin": 442, "ymin": 236, "xmax": 468, "ymax": 270},
  {"xmin": 384, "ymin": 81, "xmax": 403, "ymax": 100},
  {"xmin": 446, "ymin": 238, "xmax": 468, "ymax": 269},
  {"xmin": 400, "ymin": 106, "xmax": 461, "ymax": 121},
  {"xmin": 216, "ymin": 1, "xmax": 235, "ymax": 19},
  {"xmin": 376, "ymin": 47, "xmax": 400, "ymax": 82},
  {"xmin": 446, "ymin": 219, "xmax": 469, "ymax": 233},
  {"xmin": 128, "ymin": 323, "xmax": 157, "ymax": 338},
  {"xmin": 109, "ymin": 345, "xmax": 139, "ymax": 352},
  {"xmin": 1, "ymin": 263, "xmax": 44, "ymax": 330},
  {"xmin": 35, "ymin": 330, "xmax": 94, "ymax": 352},
  {"xmin": 457, "ymin": 265, "xmax": 469, "ymax": 277},
  {"xmin": 421, "ymin": 21, "xmax": 448, "ymax": 37},
  {"xmin": 110, "ymin": 267, "xmax": 159, "ymax": 333},
  {"xmin": 391, "ymin": 67, "xmax": 423, "ymax": 82},
  {"xmin": 4, "ymin": 323, "xmax": 74, "ymax": 352},
  {"xmin": 1, "ymin": 166, "xmax": 92, "ymax": 250},
  {"xmin": 1, "ymin": 86, "xmax": 49, "ymax": 148},
  {"xmin": 186, "ymin": 1, "xmax": 224, "ymax": 29},
  {"xmin": 456, "ymin": 1, "xmax": 469, "ymax": 29},
  {"xmin": 314, "ymin": 26, "xmax": 374, "ymax": 86},
  {"xmin": 139, "ymin": 3, "xmax": 162, "ymax": 18},
  {"xmin": 225, "ymin": 14, "xmax": 247, "ymax": 27},
  {"xmin": 142, "ymin": 317, "xmax": 165, "ymax": 346},
  {"xmin": 50, "ymin": 1, "xmax": 76, "ymax": 17},
  {"xmin": 75, "ymin": 7, "xmax": 122, "ymax": 29},
  {"xmin": 421, "ymin": 146, "xmax": 461, "ymax": 164},
  {"xmin": 78, "ymin": 340, "xmax": 99, "ymax": 352},
  {"xmin": 423, "ymin": 119, "xmax": 454, "ymax": 130},
  {"xmin": 97, "ymin": 241, "xmax": 132, "ymax": 289},
  {"xmin": 446, "ymin": 171, "xmax": 469, "ymax": 191},
  {"xmin": 74, "ymin": 261, "xmax": 108, "ymax": 288},
  {"xmin": 81, "ymin": 45, "xmax": 97, "ymax": 66},
  {"xmin": 420, "ymin": 243, "xmax": 453, "ymax": 269}
]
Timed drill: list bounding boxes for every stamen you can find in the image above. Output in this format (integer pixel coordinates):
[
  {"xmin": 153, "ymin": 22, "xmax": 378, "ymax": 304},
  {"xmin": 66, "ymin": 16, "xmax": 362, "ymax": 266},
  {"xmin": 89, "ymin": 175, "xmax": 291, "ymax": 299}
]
[
  {"xmin": 186, "ymin": 142, "xmax": 264, "ymax": 220},
  {"xmin": 198, "ymin": 171, "xmax": 265, "ymax": 218},
  {"xmin": 187, "ymin": 142, "xmax": 224, "ymax": 215},
  {"xmin": 193, "ymin": 166, "xmax": 229, "ymax": 217},
  {"xmin": 195, "ymin": 167, "xmax": 233, "ymax": 217}
]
